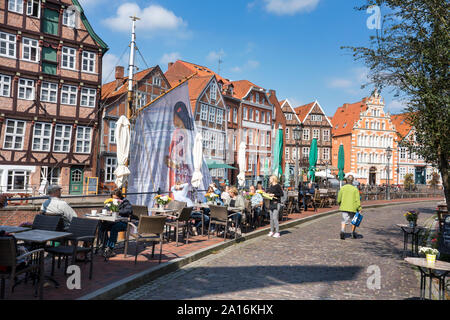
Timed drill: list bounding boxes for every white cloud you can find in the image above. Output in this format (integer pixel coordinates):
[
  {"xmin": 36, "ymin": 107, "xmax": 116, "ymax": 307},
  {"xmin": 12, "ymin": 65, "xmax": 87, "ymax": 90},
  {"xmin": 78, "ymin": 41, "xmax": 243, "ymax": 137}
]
[
  {"xmin": 328, "ymin": 78, "xmax": 353, "ymax": 89},
  {"xmin": 264, "ymin": 0, "xmax": 320, "ymax": 15},
  {"xmin": 387, "ymin": 100, "xmax": 407, "ymax": 113},
  {"xmin": 160, "ymin": 52, "xmax": 182, "ymax": 66},
  {"xmin": 230, "ymin": 60, "xmax": 260, "ymax": 73},
  {"xmin": 206, "ymin": 49, "xmax": 226, "ymax": 63},
  {"xmin": 102, "ymin": 53, "xmax": 121, "ymax": 84},
  {"xmin": 103, "ymin": 3, "xmax": 188, "ymax": 38},
  {"xmin": 327, "ymin": 67, "xmax": 371, "ymax": 94}
]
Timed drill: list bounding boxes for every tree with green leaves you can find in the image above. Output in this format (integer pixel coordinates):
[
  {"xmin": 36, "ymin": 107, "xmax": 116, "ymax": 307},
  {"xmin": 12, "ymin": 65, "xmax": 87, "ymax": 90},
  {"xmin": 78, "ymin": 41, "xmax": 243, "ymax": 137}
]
[{"xmin": 344, "ymin": 0, "xmax": 449, "ymax": 205}]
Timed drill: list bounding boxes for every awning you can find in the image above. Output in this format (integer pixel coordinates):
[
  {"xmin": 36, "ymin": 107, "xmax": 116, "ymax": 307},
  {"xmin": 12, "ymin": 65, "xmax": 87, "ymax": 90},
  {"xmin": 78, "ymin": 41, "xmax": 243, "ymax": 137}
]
[{"xmin": 206, "ymin": 160, "xmax": 237, "ymax": 170}]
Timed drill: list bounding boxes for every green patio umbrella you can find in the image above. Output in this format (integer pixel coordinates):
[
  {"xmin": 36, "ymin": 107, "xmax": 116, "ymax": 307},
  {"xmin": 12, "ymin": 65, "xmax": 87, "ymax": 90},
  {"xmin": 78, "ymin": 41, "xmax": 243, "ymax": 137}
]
[
  {"xmin": 308, "ymin": 138, "xmax": 318, "ymax": 182},
  {"xmin": 272, "ymin": 128, "xmax": 283, "ymax": 178},
  {"xmin": 337, "ymin": 144, "xmax": 345, "ymax": 182}
]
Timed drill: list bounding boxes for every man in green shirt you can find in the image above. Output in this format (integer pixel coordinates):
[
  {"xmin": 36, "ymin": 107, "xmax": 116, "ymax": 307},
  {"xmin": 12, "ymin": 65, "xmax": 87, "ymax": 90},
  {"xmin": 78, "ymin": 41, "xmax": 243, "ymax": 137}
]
[{"xmin": 337, "ymin": 175, "xmax": 362, "ymax": 240}]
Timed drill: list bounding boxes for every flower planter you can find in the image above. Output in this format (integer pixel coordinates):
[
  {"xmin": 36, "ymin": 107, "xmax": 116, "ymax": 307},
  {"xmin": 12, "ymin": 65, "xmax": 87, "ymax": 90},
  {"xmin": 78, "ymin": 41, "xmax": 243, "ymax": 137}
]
[
  {"xmin": 409, "ymin": 221, "xmax": 417, "ymax": 228},
  {"xmin": 426, "ymin": 254, "xmax": 436, "ymax": 265}
]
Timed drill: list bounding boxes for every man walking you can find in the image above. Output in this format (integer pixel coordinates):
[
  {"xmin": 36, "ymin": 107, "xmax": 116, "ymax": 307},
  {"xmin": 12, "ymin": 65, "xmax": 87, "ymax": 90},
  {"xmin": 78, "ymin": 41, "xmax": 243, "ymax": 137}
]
[{"xmin": 338, "ymin": 175, "xmax": 362, "ymax": 240}]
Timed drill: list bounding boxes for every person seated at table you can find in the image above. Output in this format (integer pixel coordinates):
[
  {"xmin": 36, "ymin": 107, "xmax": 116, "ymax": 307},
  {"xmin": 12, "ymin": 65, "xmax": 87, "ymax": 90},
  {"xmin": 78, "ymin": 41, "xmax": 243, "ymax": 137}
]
[
  {"xmin": 209, "ymin": 183, "xmax": 224, "ymax": 205},
  {"xmin": 171, "ymin": 181, "xmax": 193, "ymax": 207},
  {"xmin": 41, "ymin": 185, "xmax": 77, "ymax": 231},
  {"xmin": 303, "ymin": 182, "xmax": 316, "ymax": 211},
  {"xmin": 224, "ymin": 187, "xmax": 245, "ymax": 231},
  {"xmin": 103, "ymin": 189, "xmax": 135, "ymax": 258},
  {"xmin": 221, "ymin": 185, "xmax": 231, "ymax": 203},
  {"xmin": 256, "ymin": 182, "xmax": 265, "ymax": 192},
  {"xmin": 249, "ymin": 185, "xmax": 263, "ymax": 225}
]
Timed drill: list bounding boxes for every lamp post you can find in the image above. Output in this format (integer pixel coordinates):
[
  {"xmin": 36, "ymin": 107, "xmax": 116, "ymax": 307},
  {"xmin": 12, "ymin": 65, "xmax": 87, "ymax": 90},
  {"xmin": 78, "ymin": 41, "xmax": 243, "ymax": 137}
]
[
  {"xmin": 386, "ymin": 146, "xmax": 392, "ymax": 200},
  {"xmin": 293, "ymin": 124, "xmax": 304, "ymax": 190}
]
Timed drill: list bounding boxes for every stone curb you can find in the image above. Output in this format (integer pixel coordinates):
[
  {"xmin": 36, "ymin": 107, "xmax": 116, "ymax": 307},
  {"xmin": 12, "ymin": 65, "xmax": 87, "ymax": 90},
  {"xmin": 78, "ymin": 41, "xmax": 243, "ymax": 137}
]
[{"xmin": 78, "ymin": 199, "xmax": 441, "ymax": 300}]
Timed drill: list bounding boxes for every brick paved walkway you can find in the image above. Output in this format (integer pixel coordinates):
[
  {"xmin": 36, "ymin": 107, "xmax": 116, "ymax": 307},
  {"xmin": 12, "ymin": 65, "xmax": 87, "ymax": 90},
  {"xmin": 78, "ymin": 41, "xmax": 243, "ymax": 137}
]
[
  {"xmin": 118, "ymin": 202, "xmax": 441, "ymax": 300},
  {"xmin": 3, "ymin": 197, "xmax": 443, "ymax": 300}
]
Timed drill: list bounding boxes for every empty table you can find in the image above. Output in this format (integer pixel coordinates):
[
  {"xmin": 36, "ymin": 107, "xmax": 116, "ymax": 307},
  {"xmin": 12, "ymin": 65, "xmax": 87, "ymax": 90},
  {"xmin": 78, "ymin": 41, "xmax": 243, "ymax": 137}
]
[
  {"xmin": 0, "ymin": 225, "xmax": 30, "ymax": 234},
  {"xmin": 396, "ymin": 224, "xmax": 425, "ymax": 256}
]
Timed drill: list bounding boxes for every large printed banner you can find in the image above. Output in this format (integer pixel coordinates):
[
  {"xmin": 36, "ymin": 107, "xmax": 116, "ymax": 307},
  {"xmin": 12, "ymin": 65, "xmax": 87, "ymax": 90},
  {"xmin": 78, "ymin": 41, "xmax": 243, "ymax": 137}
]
[{"xmin": 127, "ymin": 82, "xmax": 211, "ymax": 208}]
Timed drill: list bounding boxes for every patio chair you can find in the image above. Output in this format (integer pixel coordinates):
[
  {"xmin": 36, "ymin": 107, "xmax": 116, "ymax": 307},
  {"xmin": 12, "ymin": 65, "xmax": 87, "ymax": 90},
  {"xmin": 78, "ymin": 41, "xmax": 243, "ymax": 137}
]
[
  {"xmin": 167, "ymin": 200, "xmax": 187, "ymax": 215},
  {"xmin": 165, "ymin": 207, "xmax": 193, "ymax": 246},
  {"xmin": 45, "ymin": 217, "xmax": 99, "ymax": 280},
  {"xmin": 0, "ymin": 236, "xmax": 45, "ymax": 300},
  {"xmin": 124, "ymin": 216, "xmax": 166, "ymax": 264},
  {"xmin": 208, "ymin": 205, "xmax": 236, "ymax": 241},
  {"xmin": 32, "ymin": 214, "xmax": 63, "ymax": 232}
]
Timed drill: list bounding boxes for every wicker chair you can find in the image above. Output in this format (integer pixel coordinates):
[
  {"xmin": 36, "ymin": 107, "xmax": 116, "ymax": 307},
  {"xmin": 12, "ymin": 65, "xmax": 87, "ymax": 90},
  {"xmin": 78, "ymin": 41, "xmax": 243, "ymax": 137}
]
[
  {"xmin": 208, "ymin": 205, "xmax": 239, "ymax": 241},
  {"xmin": 165, "ymin": 207, "xmax": 193, "ymax": 247},
  {"xmin": 0, "ymin": 237, "xmax": 45, "ymax": 300},
  {"xmin": 45, "ymin": 217, "xmax": 99, "ymax": 280},
  {"xmin": 32, "ymin": 214, "xmax": 63, "ymax": 232},
  {"xmin": 125, "ymin": 216, "xmax": 166, "ymax": 264}
]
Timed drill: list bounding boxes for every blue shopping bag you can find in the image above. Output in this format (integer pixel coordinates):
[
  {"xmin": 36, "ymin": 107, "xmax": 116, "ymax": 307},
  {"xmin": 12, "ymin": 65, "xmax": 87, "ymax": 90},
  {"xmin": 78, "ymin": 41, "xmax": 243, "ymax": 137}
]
[{"xmin": 351, "ymin": 211, "xmax": 363, "ymax": 227}]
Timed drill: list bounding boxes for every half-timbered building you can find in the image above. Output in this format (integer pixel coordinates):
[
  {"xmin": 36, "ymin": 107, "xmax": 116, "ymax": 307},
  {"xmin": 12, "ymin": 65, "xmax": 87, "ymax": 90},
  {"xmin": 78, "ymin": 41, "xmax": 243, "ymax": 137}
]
[{"xmin": 0, "ymin": 0, "xmax": 108, "ymax": 194}]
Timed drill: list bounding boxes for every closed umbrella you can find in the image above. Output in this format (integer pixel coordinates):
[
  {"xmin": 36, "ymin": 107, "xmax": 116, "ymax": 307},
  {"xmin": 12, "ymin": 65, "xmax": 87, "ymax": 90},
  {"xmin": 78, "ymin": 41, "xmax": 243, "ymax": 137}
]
[
  {"xmin": 284, "ymin": 162, "xmax": 290, "ymax": 188},
  {"xmin": 237, "ymin": 141, "xmax": 246, "ymax": 188},
  {"xmin": 308, "ymin": 138, "xmax": 318, "ymax": 182},
  {"xmin": 272, "ymin": 128, "xmax": 283, "ymax": 177},
  {"xmin": 338, "ymin": 144, "xmax": 345, "ymax": 183},
  {"xmin": 191, "ymin": 132, "xmax": 203, "ymax": 189},
  {"xmin": 114, "ymin": 115, "xmax": 131, "ymax": 188}
]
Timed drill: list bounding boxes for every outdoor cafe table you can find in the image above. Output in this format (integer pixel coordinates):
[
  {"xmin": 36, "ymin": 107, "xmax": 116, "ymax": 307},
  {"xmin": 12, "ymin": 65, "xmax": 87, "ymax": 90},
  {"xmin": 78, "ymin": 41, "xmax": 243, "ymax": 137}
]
[
  {"xmin": 0, "ymin": 225, "xmax": 30, "ymax": 234},
  {"xmin": 84, "ymin": 213, "xmax": 129, "ymax": 253},
  {"xmin": 404, "ymin": 257, "xmax": 450, "ymax": 300},
  {"xmin": 13, "ymin": 229, "xmax": 72, "ymax": 288},
  {"xmin": 396, "ymin": 224, "xmax": 425, "ymax": 257}
]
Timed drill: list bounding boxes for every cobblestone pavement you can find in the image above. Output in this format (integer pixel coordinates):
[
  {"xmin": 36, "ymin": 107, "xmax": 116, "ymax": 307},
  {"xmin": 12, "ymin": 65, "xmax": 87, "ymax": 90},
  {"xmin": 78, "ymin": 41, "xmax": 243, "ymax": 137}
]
[{"xmin": 118, "ymin": 202, "xmax": 440, "ymax": 300}]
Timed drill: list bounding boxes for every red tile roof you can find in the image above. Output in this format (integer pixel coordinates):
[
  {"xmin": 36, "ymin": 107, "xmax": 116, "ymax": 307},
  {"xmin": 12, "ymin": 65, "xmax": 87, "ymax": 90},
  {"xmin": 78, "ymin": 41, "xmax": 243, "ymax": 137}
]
[
  {"xmin": 391, "ymin": 113, "xmax": 413, "ymax": 140},
  {"xmin": 101, "ymin": 67, "xmax": 155, "ymax": 101},
  {"xmin": 294, "ymin": 102, "xmax": 315, "ymax": 122},
  {"xmin": 331, "ymin": 98, "xmax": 369, "ymax": 137},
  {"xmin": 231, "ymin": 80, "xmax": 263, "ymax": 100}
]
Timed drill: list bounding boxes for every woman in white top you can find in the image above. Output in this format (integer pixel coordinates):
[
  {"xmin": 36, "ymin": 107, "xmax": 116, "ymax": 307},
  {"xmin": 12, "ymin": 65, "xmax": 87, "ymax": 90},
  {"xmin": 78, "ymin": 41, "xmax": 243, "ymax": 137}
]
[{"xmin": 171, "ymin": 182, "xmax": 193, "ymax": 207}]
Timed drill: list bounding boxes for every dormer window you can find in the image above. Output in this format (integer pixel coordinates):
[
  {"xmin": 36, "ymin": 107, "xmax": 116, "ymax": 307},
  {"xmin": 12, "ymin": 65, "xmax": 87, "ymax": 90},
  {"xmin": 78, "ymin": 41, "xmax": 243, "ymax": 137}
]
[
  {"xmin": 63, "ymin": 8, "xmax": 77, "ymax": 28},
  {"xmin": 255, "ymin": 93, "xmax": 260, "ymax": 104},
  {"xmin": 153, "ymin": 76, "xmax": 161, "ymax": 87}
]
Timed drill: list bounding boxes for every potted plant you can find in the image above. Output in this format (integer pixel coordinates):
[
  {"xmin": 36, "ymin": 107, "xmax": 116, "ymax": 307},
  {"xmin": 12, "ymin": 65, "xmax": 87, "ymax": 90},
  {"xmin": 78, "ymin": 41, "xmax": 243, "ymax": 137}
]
[
  {"xmin": 243, "ymin": 191, "xmax": 254, "ymax": 201},
  {"xmin": 419, "ymin": 246, "xmax": 439, "ymax": 265},
  {"xmin": 404, "ymin": 210, "xmax": 419, "ymax": 228},
  {"xmin": 154, "ymin": 195, "xmax": 172, "ymax": 209},
  {"xmin": 104, "ymin": 198, "xmax": 122, "ymax": 215}
]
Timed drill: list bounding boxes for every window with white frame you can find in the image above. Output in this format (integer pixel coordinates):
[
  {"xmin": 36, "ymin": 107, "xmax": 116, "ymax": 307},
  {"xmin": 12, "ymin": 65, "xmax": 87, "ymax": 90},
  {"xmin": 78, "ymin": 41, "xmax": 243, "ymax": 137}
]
[
  {"xmin": 302, "ymin": 147, "xmax": 310, "ymax": 159},
  {"xmin": 292, "ymin": 147, "xmax": 297, "ymax": 160},
  {"xmin": 286, "ymin": 113, "xmax": 292, "ymax": 121},
  {"xmin": 3, "ymin": 119, "xmax": 25, "ymax": 150},
  {"xmin": 266, "ymin": 131, "xmax": 270, "ymax": 145},
  {"xmin": 82, "ymin": 51, "xmax": 96, "ymax": 73},
  {"xmin": 61, "ymin": 85, "xmax": 77, "ymax": 105},
  {"xmin": 26, "ymin": 0, "xmax": 40, "ymax": 18},
  {"xmin": 261, "ymin": 111, "xmax": 265, "ymax": 123},
  {"xmin": 227, "ymin": 106, "xmax": 231, "ymax": 122},
  {"xmin": 399, "ymin": 167, "xmax": 406, "ymax": 180},
  {"xmin": 0, "ymin": 75, "xmax": 11, "ymax": 97},
  {"xmin": 313, "ymin": 129, "xmax": 320, "ymax": 140},
  {"xmin": 218, "ymin": 134, "xmax": 224, "ymax": 151},
  {"xmin": 22, "ymin": 38, "xmax": 39, "ymax": 62},
  {"xmin": 8, "ymin": 0, "xmax": 23, "ymax": 13},
  {"xmin": 266, "ymin": 112, "xmax": 271, "ymax": 124},
  {"xmin": 285, "ymin": 147, "xmax": 290, "ymax": 160},
  {"xmin": 105, "ymin": 157, "xmax": 117, "ymax": 182},
  {"xmin": 53, "ymin": 124, "xmax": 72, "ymax": 152},
  {"xmin": 210, "ymin": 132, "xmax": 217, "ymax": 150},
  {"xmin": 210, "ymin": 82, "xmax": 217, "ymax": 101},
  {"xmin": 216, "ymin": 109, "xmax": 223, "ymax": 125},
  {"xmin": 40, "ymin": 81, "xmax": 58, "ymax": 103},
  {"xmin": 260, "ymin": 131, "xmax": 265, "ymax": 146},
  {"xmin": 243, "ymin": 107, "xmax": 248, "ymax": 120},
  {"xmin": 80, "ymin": 88, "xmax": 96, "ymax": 108},
  {"xmin": 200, "ymin": 104, "xmax": 208, "ymax": 121},
  {"xmin": 75, "ymin": 126, "xmax": 92, "ymax": 153},
  {"xmin": 7, "ymin": 170, "xmax": 29, "ymax": 191},
  {"xmin": 323, "ymin": 148, "xmax": 330, "ymax": 160},
  {"xmin": 255, "ymin": 93, "xmax": 259, "ymax": 104},
  {"xmin": 61, "ymin": 47, "xmax": 76, "ymax": 70},
  {"xmin": 303, "ymin": 129, "xmax": 310, "ymax": 141},
  {"xmin": 285, "ymin": 128, "xmax": 290, "ymax": 140},
  {"xmin": 249, "ymin": 108, "xmax": 253, "ymax": 121},
  {"xmin": 255, "ymin": 110, "xmax": 260, "ymax": 122},
  {"xmin": 0, "ymin": 32, "xmax": 16, "ymax": 59},
  {"xmin": 152, "ymin": 76, "xmax": 161, "ymax": 87},
  {"xmin": 400, "ymin": 147, "xmax": 407, "ymax": 160},
  {"xmin": 323, "ymin": 129, "xmax": 330, "ymax": 141},
  {"xmin": 311, "ymin": 115, "xmax": 322, "ymax": 122},
  {"xmin": 233, "ymin": 108, "xmax": 238, "ymax": 123},
  {"xmin": 109, "ymin": 121, "xmax": 116, "ymax": 144},
  {"xmin": 63, "ymin": 8, "xmax": 76, "ymax": 28},
  {"xmin": 32, "ymin": 122, "xmax": 52, "ymax": 151},
  {"xmin": 208, "ymin": 106, "xmax": 216, "ymax": 123},
  {"xmin": 18, "ymin": 78, "xmax": 35, "ymax": 100}
]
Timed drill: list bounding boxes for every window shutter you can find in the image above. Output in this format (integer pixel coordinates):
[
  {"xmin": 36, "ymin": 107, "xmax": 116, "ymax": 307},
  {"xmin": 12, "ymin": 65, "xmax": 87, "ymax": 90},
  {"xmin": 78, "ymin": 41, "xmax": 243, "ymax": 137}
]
[{"xmin": 43, "ymin": 9, "xmax": 59, "ymax": 35}]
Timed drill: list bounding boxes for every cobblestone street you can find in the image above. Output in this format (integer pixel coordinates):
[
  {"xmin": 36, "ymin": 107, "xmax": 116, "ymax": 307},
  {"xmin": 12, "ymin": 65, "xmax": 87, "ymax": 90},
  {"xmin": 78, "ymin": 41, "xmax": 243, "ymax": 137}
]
[{"xmin": 118, "ymin": 202, "xmax": 439, "ymax": 300}]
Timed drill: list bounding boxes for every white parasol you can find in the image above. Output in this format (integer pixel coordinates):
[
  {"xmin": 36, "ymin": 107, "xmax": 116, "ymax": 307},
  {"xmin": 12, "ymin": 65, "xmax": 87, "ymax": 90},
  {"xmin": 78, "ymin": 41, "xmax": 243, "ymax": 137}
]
[
  {"xmin": 237, "ymin": 141, "xmax": 246, "ymax": 187},
  {"xmin": 191, "ymin": 132, "xmax": 203, "ymax": 189},
  {"xmin": 315, "ymin": 170, "xmax": 335, "ymax": 179},
  {"xmin": 345, "ymin": 172, "xmax": 365, "ymax": 179},
  {"xmin": 114, "ymin": 115, "xmax": 131, "ymax": 188}
]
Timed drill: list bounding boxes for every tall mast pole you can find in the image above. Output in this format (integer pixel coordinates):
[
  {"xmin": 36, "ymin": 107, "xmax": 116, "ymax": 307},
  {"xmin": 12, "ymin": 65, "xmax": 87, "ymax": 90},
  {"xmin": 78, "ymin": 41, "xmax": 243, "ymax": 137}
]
[{"xmin": 127, "ymin": 16, "xmax": 140, "ymax": 120}]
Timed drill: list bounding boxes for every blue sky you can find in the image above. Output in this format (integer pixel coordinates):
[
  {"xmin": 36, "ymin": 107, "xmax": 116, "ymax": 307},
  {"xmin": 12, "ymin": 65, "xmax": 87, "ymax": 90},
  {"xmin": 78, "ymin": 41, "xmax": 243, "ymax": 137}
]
[{"xmin": 79, "ymin": 0, "xmax": 406, "ymax": 117}]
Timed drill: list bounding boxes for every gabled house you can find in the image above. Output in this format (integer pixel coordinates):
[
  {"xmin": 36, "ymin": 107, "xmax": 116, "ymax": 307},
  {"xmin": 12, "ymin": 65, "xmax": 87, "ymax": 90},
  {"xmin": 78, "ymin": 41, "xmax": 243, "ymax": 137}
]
[
  {"xmin": 0, "ymin": 0, "xmax": 108, "ymax": 195},
  {"xmin": 294, "ymin": 100, "xmax": 333, "ymax": 171},
  {"xmin": 99, "ymin": 65, "xmax": 170, "ymax": 190},
  {"xmin": 280, "ymin": 99, "xmax": 302, "ymax": 180},
  {"xmin": 390, "ymin": 113, "xmax": 441, "ymax": 185}
]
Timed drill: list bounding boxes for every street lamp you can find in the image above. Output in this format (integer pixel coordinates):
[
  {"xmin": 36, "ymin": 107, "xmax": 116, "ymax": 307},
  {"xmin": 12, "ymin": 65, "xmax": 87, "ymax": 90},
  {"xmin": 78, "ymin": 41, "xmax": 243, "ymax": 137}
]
[
  {"xmin": 386, "ymin": 146, "xmax": 392, "ymax": 200},
  {"xmin": 293, "ymin": 124, "xmax": 304, "ymax": 190}
]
